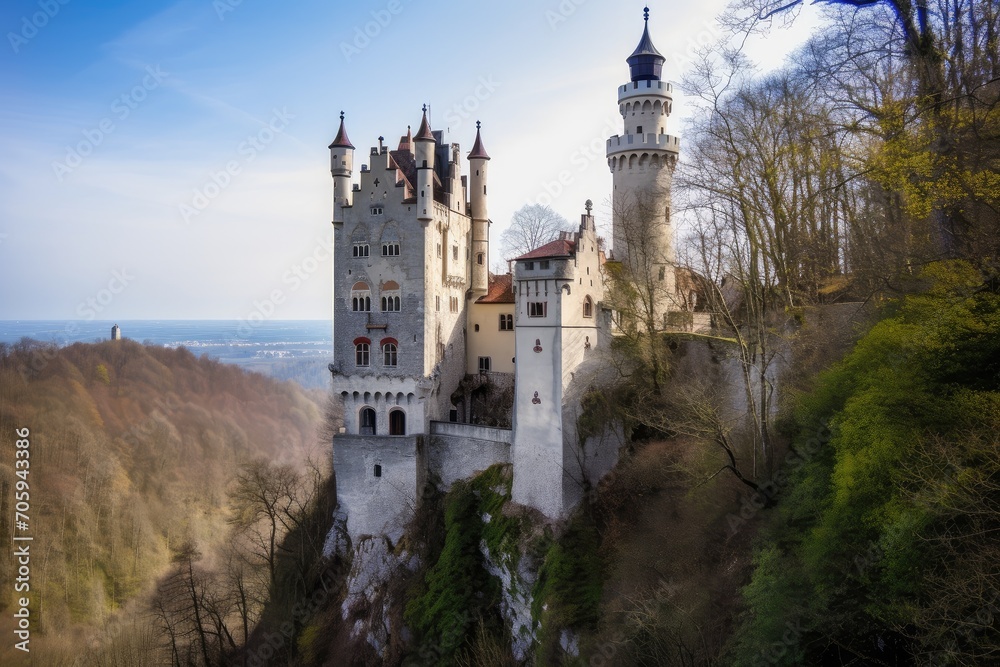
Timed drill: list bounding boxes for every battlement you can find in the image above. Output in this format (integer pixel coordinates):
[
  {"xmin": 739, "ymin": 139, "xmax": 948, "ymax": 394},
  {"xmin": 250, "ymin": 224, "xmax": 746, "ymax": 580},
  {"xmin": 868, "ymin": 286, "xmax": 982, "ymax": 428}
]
[
  {"xmin": 618, "ymin": 79, "xmax": 672, "ymax": 102},
  {"xmin": 606, "ymin": 133, "xmax": 680, "ymax": 157}
]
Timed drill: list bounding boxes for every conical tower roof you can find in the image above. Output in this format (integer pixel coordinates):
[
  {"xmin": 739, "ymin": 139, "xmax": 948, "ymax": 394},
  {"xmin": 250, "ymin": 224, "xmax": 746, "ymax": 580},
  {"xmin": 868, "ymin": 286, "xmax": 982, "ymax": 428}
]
[
  {"xmin": 626, "ymin": 7, "xmax": 665, "ymax": 82},
  {"xmin": 328, "ymin": 111, "xmax": 354, "ymax": 149},
  {"xmin": 467, "ymin": 121, "xmax": 490, "ymax": 160}
]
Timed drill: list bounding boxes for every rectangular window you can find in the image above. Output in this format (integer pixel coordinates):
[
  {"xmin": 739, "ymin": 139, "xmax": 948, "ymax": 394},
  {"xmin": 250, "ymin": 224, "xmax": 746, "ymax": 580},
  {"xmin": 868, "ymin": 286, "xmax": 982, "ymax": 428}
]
[
  {"xmin": 352, "ymin": 243, "xmax": 370, "ymax": 257},
  {"xmin": 449, "ymin": 296, "xmax": 459, "ymax": 313},
  {"xmin": 499, "ymin": 313, "xmax": 513, "ymax": 331},
  {"xmin": 528, "ymin": 302, "xmax": 547, "ymax": 318},
  {"xmin": 435, "ymin": 296, "xmax": 440, "ymax": 311},
  {"xmin": 539, "ymin": 260, "xmax": 550, "ymax": 270},
  {"xmin": 524, "ymin": 261, "xmax": 534, "ymax": 270},
  {"xmin": 436, "ymin": 243, "xmax": 442, "ymax": 258},
  {"xmin": 382, "ymin": 243, "xmax": 400, "ymax": 256},
  {"xmin": 370, "ymin": 206, "xmax": 384, "ymax": 215},
  {"xmin": 452, "ymin": 246, "xmax": 459, "ymax": 261},
  {"xmin": 478, "ymin": 356, "xmax": 491, "ymax": 373}
]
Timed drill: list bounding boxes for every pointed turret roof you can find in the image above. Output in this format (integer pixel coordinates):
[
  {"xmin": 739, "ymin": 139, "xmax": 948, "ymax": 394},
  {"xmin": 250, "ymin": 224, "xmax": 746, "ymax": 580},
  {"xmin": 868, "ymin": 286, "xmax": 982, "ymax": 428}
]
[
  {"xmin": 328, "ymin": 111, "xmax": 354, "ymax": 149},
  {"xmin": 414, "ymin": 104, "xmax": 435, "ymax": 142},
  {"xmin": 627, "ymin": 7, "xmax": 665, "ymax": 82},
  {"xmin": 467, "ymin": 120, "xmax": 490, "ymax": 160}
]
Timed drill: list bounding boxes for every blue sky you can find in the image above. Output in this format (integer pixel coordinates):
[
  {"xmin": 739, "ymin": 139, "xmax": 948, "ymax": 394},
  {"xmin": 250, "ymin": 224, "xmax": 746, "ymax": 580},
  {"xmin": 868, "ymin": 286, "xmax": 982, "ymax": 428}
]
[{"xmin": 0, "ymin": 0, "xmax": 820, "ymax": 320}]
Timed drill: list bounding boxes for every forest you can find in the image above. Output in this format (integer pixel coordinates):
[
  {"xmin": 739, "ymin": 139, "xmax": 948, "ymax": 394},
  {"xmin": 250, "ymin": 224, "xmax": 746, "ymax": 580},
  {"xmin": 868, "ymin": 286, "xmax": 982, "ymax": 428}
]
[{"xmin": 0, "ymin": 339, "xmax": 335, "ymax": 665}]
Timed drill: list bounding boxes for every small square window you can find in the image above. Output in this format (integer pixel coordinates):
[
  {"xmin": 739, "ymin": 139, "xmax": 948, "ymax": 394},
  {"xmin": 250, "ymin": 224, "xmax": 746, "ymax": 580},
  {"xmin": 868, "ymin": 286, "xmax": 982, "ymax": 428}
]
[
  {"xmin": 528, "ymin": 302, "xmax": 547, "ymax": 318},
  {"xmin": 524, "ymin": 261, "xmax": 534, "ymax": 270},
  {"xmin": 539, "ymin": 260, "xmax": 550, "ymax": 270}
]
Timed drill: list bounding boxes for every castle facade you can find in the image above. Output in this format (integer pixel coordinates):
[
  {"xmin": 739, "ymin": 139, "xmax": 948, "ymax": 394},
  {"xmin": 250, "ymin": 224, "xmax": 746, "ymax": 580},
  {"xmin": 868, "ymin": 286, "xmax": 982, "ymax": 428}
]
[{"xmin": 328, "ymin": 10, "xmax": 680, "ymax": 540}]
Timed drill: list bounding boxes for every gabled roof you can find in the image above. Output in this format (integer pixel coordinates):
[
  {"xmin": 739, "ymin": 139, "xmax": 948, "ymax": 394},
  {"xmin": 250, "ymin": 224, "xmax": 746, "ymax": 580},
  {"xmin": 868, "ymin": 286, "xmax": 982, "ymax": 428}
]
[
  {"xmin": 515, "ymin": 238, "xmax": 576, "ymax": 261},
  {"xmin": 389, "ymin": 148, "xmax": 442, "ymax": 192},
  {"xmin": 476, "ymin": 273, "xmax": 514, "ymax": 304}
]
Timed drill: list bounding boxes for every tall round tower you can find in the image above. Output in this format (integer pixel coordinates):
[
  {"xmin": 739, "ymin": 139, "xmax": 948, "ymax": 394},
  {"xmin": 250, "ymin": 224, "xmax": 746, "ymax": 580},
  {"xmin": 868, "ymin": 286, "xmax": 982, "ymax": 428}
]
[
  {"xmin": 606, "ymin": 8, "xmax": 680, "ymax": 322},
  {"xmin": 329, "ymin": 111, "xmax": 354, "ymax": 226},
  {"xmin": 468, "ymin": 120, "xmax": 490, "ymax": 296},
  {"xmin": 414, "ymin": 105, "xmax": 435, "ymax": 223}
]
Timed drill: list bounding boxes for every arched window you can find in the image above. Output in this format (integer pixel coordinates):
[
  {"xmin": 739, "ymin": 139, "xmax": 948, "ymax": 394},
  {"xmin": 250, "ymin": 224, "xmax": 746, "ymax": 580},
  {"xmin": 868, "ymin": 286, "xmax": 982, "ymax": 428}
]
[
  {"xmin": 477, "ymin": 253, "xmax": 484, "ymax": 265},
  {"xmin": 382, "ymin": 338, "xmax": 398, "ymax": 367},
  {"xmin": 354, "ymin": 337, "xmax": 370, "ymax": 366},
  {"xmin": 583, "ymin": 296, "xmax": 593, "ymax": 318},
  {"xmin": 389, "ymin": 409, "xmax": 405, "ymax": 435},
  {"xmin": 380, "ymin": 280, "xmax": 400, "ymax": 312},
  {"xmin": 359, "ymin": 407, "xmax": 376, "ymax": 435},
  {"xmin": 352, "ymin": 282, "xmax": 371, "ymax": 312}
]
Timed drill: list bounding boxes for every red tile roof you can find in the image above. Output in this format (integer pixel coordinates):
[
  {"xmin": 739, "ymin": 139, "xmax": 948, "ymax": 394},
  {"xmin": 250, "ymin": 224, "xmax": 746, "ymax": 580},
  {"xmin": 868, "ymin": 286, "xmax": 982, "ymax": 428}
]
[
  {"xmin": 476, "ymin": 273, "xmax": 514, "ymax": 304},
  {"xmin": 515, "ymin": 238, "xmax": 575, "ymax": 260}
]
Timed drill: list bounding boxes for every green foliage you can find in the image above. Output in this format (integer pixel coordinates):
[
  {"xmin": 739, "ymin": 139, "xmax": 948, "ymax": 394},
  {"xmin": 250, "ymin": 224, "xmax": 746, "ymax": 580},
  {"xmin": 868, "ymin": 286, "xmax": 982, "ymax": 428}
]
[
  {"xmin": 727, "ymin": 261, "xmax": 1000, "ymax": 663},
  {"xmin": 405, "ymin": 465, "xmax": 518, "ymax": 666},
  {"xmin": 532, "ymin": 509, "xmax": 603, "ymax": 662}
]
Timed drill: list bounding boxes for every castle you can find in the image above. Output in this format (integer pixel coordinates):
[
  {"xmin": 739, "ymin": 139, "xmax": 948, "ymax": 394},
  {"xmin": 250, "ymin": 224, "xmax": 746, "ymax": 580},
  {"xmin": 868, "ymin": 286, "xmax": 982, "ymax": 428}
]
[{"xmin": 328, "ymin": 9, "xmax": 682, "ymax": 540}]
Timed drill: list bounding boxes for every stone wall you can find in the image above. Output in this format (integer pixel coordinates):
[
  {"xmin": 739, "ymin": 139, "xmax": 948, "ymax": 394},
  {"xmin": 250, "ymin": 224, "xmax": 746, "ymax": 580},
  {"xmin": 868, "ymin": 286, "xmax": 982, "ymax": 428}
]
[
  {"xmin": 333, "ymin": 434, "xmax": 423, "ymax": 544},
  {"xmin": 427, "ymin": 421, "xmax": 511, "ymax": 490}
]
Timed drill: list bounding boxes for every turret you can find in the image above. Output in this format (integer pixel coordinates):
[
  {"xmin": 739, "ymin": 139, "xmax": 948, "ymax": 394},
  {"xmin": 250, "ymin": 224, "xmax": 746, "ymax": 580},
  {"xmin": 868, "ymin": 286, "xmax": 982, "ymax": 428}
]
[
  {"xmin": 468, "ymin": 120, "xmax": 490, "ymax": 295},
  {"xmin": 414, "ymin": 105, "xmax": 435, "ymax": 223},
  {"xmin": 329, "ymin": 111, "xmax": 354, "ymax": 226},
  {"xmin": 607, "ymin": 7, "xmax": 679, "ymax": 324}
]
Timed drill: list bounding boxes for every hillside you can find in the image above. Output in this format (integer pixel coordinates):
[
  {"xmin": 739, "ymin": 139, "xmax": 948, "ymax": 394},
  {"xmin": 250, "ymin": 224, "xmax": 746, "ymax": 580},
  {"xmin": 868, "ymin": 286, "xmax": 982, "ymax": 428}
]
[{"xmin": 0, "ymin": 339, "xmax": 327, "ymax": 664}]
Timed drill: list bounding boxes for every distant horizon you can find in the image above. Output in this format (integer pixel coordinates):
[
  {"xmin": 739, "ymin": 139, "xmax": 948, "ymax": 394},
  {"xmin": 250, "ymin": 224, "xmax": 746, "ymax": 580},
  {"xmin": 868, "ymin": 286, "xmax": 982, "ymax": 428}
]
[{"xmin": 0, "ymin": 1, "xmax": 822, "ymax": 321}]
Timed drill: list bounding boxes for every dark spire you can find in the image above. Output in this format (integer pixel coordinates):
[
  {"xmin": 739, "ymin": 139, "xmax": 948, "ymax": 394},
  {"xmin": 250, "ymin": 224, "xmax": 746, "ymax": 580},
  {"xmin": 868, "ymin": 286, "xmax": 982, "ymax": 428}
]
[
  {"xmin": 627, "ymin": 7, "xmax": 665, "ymax": 82},
  {"xmin": 414, "ymin": 104, "xmax": 435, "ymax": 142},
  {"xmin": 328, "ymin": 111, "xmax": 354, "ymax": 149},
  {"xmin": 467, "ymin": 120, "xmax": 490, "ymax": 160}
]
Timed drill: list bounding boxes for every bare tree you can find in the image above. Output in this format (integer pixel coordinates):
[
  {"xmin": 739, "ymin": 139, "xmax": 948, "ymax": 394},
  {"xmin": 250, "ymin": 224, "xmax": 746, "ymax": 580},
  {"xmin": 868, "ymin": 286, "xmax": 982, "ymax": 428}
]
[{"xmin": 500, "ymin": 204, "xmax": 573, "ymax": 259}]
